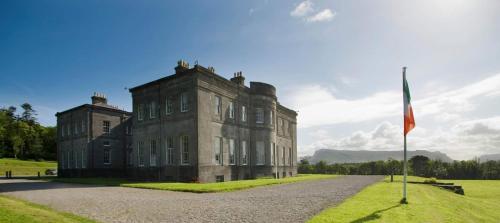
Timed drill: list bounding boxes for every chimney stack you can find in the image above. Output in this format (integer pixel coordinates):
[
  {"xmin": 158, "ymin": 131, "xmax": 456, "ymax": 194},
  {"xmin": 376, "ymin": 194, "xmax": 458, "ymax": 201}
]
[
  {"xmin": 91, "ymin": 92, "xmax": 107, "ymax": 105},
  {"xmin": 175, "ymin": 60, "xmax": 190, "ymax": 74},
  {"xmin": 230, "ymin": 71, "xmax": 245, "ymax": 86}
]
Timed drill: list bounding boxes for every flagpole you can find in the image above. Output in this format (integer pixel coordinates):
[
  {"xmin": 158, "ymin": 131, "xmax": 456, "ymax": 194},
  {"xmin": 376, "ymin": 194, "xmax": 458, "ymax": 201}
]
[{"xmin": 402, "ymin": 67, "xmax": 408, "ymax": 204}]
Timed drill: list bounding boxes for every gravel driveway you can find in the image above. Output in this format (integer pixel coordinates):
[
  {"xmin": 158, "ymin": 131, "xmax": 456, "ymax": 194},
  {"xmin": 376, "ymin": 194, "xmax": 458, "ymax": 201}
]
[{"xmin": 0, "ymin": 175, "xmax": 382, "ymax": 223}]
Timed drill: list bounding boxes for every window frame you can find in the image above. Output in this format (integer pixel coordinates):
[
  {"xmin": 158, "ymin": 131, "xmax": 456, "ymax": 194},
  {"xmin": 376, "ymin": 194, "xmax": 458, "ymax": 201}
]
[
  {"xmin": 166, "ymin": 97, "xmax": 173, "ymax": 115},
  {"xmin": 228, "ymin": 101, "xmax": 234, "ymax": 119},
  {"xmin": 149, "ymin": 101, "xmax": 156, "ymax": 119},
  {"xmin": 255, "ymin": 108, "xmax": 264, "ymax": 124},
  {"xmin": 256, "ymin": 141, "xmax": 265, "ymax": 165},
  {"xmin": 102, "ymin": 120, "xmax": 111, "ymax": 135},
  {"xmin": 103, "ymin": 141, "xmax": 111, "ymax": 165},
  {"xmin": 138, "ymin": 104, "xmax": 144, "ymax": 121},
  {"xmin": 180, "ymin": 92, "xmax": 189, "ymax": 112},
  {"xmin": 214, "ymin": 95, "xmax": 222, "ymax": 115},
  {"xmin": 166, "ymin": 136, "xmax": 174, "ymax": 165},
  {"xmin": 229, "ymin": 138, "xmax": 235, "ymax": 165},
  {"xmin": 138, "ymin": 141, "xmax": 145, "ymax": 167},
  {"xmin": 214, "ymin": 136, "xmax": 222, "ymax": 165},
  {"xmin": 241, "ymin": 140, "xmax": 247, "ymax": 165},
  {"xmin": 241, "ymin": 105, "xmax": 247, "ymax": 122},
  {"xmin": 180, "ymin": 135, "xmax": 189, "ymax": 165},
  {"xmin": 150, "ymin": 139, "xmax": 157, "ymax": 167}
]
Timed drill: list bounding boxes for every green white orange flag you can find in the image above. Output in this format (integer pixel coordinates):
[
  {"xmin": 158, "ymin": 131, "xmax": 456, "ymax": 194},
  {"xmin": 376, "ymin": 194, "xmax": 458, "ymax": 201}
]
[{"xmin": 403, "ymin": 71, "xmax": 415, "ymax": 136}]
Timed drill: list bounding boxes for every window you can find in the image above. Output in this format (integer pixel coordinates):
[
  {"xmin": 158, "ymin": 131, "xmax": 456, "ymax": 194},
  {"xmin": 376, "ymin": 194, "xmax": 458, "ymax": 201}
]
[
  {"xmin": 67, "ymin": 151, "xmax": 70, "ymax": 168},
  {"xmin": 81, "ymin": 119, "xmax": 85, "ymax": 133},
  {"xmin": 137, "ymin": 141, "xmax": 145, "ymax": 167},
  {"xmin": 125, "ymin": 125, "xmax": 131, "ymax": 135},
  {"xmin": 229, "ymin": 102, "xmax": 234, "ymax": 119},
  {"xmin": 181, "ymin": 135, "xmax": 189, "ymax": 164},
  {"xmin": 256, "ymin": 108, "xmax": 264, "ymax": 124},
  {"xmin": 214, "ymin": 137, "xmax": 222, "ymax": 165},
  {"xmin": 283, "ymin": 147, "xmax": 286, "ymax": 166},
  {"xmin": 241, "ymin": 106, "xmax": 247, "ymax": 122},
  {"xmin": 214, "ymin": 96, "xmax": 221, "ymax": 115},
  {"xmin": 75, "ymin": 151, "xmax": 79, "ymax": 168},
  {"xmin": 166, "ymin": 137, "xmax": 174, "ymax": 165},
  {"xmin": 149, "ymin": 101, "xmax": 156, "ymax": 119},
  {"xmin": 104, "ymin": 149, "xmax": 111, "ymax": 164},
  {"xmin": 279, "ymin": 118, "xmax": 284, "ymax": 133},
  {"xmin": 60, "ymin": 152, "xmax": 65, "ymax": 169},
  {"xmin": 271, "ymin": 143, "xmax": 276, "ymax": 166},
  {"xmin": 70, "ymin": 150, "xmax": 75, "ymax": 169},
  {"xmin": 241, "ymin": 140, "xmax": 247, "ymax": 165},
  {"xmin": 150, "ymin": 139, "xmax": 157, "ymax": 166},
  {"xmin": 67, "ymin": 125, "xmax": 71, "ymax": 136},
  {"xmin": 103, "ymin": 141, "xmax": 111, "ymax": 164},
  {"xmin": 229, "ymin": 139, "xmax": 235, "ymax": 165},
  {"xmin": 138, "ymin": 104, "xmax": 144, "ymax": 121},
  {"xmin": 289, "ymin": 147, "xmax": 293, "ymax": 166},
  {"xmin": 166, "ymin": 97, "xmax": 173, "ymax": 115},
  {"xmin": 103, "ymin": 121, "xmax": 110, "ymax": 134},
  {"xmin": 269, "ymin": 110, "xmax": 273, "ymax": 125},
  {"xmin": 61, "ymin": 125, "xmax": 65, "ymax": 137},
  {"xmin": 74, "ymin": 122, "xmax": 79, "ymax": 135},
  {"xmin": 82, "ymin": 148, "xmax": 86, "ymax": 168},
  {"xmin": 256, "ymin": 141, "xmax": 264, "ymax": 165},
  {"xmin": 284, "ymin": 120, "xmax": 288, "ymax": 136},
  {"xmin": 180, "ymin": 92, "xmax": 189, "ymax": 112}
]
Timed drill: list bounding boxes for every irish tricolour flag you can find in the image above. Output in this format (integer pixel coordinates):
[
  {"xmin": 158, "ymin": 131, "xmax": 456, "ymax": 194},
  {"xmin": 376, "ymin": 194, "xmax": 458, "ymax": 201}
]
[{"xmin": 403, "ymin": 70, "xmax": 415, "ymax": 136}]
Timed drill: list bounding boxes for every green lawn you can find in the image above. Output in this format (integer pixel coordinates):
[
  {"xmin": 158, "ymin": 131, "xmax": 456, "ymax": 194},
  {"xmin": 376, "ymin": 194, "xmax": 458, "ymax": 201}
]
[
  {"xmin": 309, "ymin": 176, "xmax": 500, "ymax": 223},
  {"xmin": 53, "ymin": 174, "xmax": 337, "ymax": 193},
  {"xmin": 0, "ymin": 158, "xmax": 57, "ymax": 176},
  {"xmin": 0, "ymin": 195, "xmax": 96, "ymax": 223}
]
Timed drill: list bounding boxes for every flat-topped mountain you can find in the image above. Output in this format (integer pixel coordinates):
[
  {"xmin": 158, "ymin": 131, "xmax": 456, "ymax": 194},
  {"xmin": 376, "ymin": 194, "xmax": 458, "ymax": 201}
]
[{"xmin": 306, "ymin": 149, "xmax": 454, "ymax": 164}]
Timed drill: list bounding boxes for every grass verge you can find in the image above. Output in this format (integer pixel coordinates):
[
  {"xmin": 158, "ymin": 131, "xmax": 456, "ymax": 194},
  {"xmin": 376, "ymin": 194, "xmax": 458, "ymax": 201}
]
[
  {"xmin": 53, "ymin": 174, "xmax": 337, "ymax": 193},
  {"xmin": 0, "ymin": 158, "xmax": 57, "ymax": 176},
  {"xmin": 308, "ymin": 176, "xmax": 500, "ymax": 223},
  {"xmin": 0, "ymin": 195, "xmax": 96, "ymax": 223}
]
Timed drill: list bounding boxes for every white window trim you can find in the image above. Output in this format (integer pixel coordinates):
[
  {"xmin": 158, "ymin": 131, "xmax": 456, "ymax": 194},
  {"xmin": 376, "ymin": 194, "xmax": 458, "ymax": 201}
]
[
  {"xmin": 256, "ymin": 141, "xmax": 265, "ymax": 165},
  {"xmin": 241, "ymin": 140, "xmax": 247, "ymax": 165},
  {"xmin": 103, "ymin": 120, "xmax": 110, "ymax": 134},
  {"xmin": 229, "ymin": 138, "xmax": 235, "ymax": 165},
  {"xmin": 138, "ymin": 141, "xmax": 145, "ymax": 167},
  {"xmin": 241, "ymin": 106, "xmax": 246, "ymax": 122},
  {"xmin": 229, "ymin": 102, "xmax": 234, "ymax": 119},
  {"xmin": 180, "ymin": 135, "xmax": 190, "ymax": 165},
  {"xmin": 138, "ymin": 104, "xmax": 144, "ymax": 121},
  {"xmin": 180, "ymin": 92, "xmax": 189, "ymax": 112},
  {"xmin": 256, "ymin": 108, "xmax": 264, "ymax": 124},
  {"xmin": 150, "ymin": 102, "xmax": 156, "ymax": 119},
  {"xmin": 166, "ymin": 97, "xmax": 173, "ymax": 115},
  {"xmin": 150, "ymin": 139, "xmax": 157, "ymax": 167}
]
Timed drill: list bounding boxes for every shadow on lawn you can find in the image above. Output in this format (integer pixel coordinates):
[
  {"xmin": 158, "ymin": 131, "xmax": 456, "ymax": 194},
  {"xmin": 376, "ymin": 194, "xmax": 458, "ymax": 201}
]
[{"xmin": 350, "ymin": 204, "xmax": 401, "ymax": 223}]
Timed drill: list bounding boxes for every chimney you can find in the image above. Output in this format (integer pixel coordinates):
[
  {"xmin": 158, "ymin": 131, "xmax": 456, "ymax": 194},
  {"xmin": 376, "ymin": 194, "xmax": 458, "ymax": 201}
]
[
  {"xmin": 230, "ymin": 71, "xmax": 245, "ymax": 86},
  {"xmin": 175, "ymin": 60, "xmax": 190, "ymax": 74},
  {"xmin": 91, "ymin": 92, "xmax": 107, "ymax": 105}
]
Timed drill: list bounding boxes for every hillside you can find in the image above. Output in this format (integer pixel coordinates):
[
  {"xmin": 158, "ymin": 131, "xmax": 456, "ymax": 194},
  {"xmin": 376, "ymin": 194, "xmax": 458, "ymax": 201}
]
[
  {"xmin": 306, "ymin": 149, "xmax": 454, "ymax": 164},
  {"xmin": 480, "ymin": 154, "xmax": 500, "ymax": 162},
  {"xmin": 0, "ymin": 158, "xmax": 57, "ymax": 176}
]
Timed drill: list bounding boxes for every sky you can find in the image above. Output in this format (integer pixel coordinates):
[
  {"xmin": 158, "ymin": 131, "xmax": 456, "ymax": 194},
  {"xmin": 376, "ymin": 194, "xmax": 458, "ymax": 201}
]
[{"xmin": 1, "ymin": 0, "xmax": 500, "ymax": 160}]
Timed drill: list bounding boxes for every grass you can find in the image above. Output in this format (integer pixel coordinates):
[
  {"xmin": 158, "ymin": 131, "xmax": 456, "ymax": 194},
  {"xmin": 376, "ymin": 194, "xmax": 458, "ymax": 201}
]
[
  {"xmin": 0, "ymin": 158, "xmax": 57, "ymax": 176},
  {"xmin": 0, "ymin": 195, "xmax": 96, "ymax": 223},
  {"xmin": 53, "ymin": 174, "xmax": 337, "ymax": 193},
  {"xmin": 308, "ymin": 176, "xmax": 500, "ymax": 223}
]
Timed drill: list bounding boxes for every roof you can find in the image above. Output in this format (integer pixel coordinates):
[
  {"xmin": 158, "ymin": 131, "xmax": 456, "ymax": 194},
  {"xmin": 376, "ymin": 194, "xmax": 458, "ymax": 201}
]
[{"xmin": 55, "ymin": 103, "xmax": 131, "ymax": 117}]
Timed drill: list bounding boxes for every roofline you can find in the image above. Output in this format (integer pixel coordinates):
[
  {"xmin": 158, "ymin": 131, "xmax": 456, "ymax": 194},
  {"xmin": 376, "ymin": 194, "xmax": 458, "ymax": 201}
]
[
  {"xmin": 55, "ymin": 104, "xmax": 132, "ymax": 117},
  {"xmin": 277, "ymin": 103, "xmax": 298, "ymax": 116}
]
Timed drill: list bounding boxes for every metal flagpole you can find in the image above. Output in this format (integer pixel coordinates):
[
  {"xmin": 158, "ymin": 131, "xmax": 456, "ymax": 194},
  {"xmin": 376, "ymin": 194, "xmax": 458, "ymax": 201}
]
[{"xmin": 402, "ymin": 67, "xmax": 408, "ymax": 204}]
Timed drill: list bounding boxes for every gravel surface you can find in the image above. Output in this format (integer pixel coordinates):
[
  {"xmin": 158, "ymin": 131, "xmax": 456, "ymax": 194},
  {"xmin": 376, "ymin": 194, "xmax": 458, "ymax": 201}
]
[{"xmin": 0, "ymin": 175, "xmax": 383, "ymax": 223}]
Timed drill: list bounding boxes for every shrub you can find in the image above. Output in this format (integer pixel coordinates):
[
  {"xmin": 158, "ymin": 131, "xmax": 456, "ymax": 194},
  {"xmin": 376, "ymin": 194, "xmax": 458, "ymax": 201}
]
[{"xmin": 424, "ymin": 177, "xmax": 437, "ymax": 184}]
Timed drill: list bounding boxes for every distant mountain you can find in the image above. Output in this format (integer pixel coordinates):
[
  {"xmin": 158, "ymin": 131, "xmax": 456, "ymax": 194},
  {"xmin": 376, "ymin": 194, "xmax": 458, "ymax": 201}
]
[
  {"xmin": 479, "ymin": 154, "xmax": 500, "ymax": 162},
  {"xmin": 305, "ymin": 149, "xmax": 454, "ymax": 164}
]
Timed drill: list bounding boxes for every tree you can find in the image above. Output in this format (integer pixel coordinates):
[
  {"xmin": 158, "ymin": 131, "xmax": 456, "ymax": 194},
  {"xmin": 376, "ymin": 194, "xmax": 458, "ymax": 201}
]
[
  {"xmin": 387, "ymin": 158, "xmax": 400, "ymax": 182},
  {"xmin": 410, "ymin": 155, "xmax": 430, "ymax": 177},
  {"xmin": 315, "ymin": 161, "xmax": 328, "ymax": 174}
]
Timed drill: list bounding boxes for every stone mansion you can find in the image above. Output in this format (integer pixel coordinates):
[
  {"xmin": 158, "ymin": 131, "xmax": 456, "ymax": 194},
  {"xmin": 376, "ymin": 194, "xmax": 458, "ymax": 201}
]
[{"xmin": 56, "ymin": 61, "xmax": 297, "ymax": 182}]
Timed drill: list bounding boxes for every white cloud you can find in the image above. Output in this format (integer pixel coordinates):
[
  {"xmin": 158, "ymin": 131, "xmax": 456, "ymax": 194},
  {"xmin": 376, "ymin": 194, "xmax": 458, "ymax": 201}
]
[
  {"xmin": 292, "ymin": 73, "xmax": 500, "ymax": 159},
  {"xmin": 300, "ymin": 118, "xmax": 500, "ymax": 160},
  {"xmin": 290, "ymin": 1, "xmax": 314, "ymax": 17},
  {"xmin": 286, "ymin": 73, "xmax": 500, "ymax": 128},
  {"xmin": 307, "ymin": 9, "xmax": 335, "ymax": 22}
]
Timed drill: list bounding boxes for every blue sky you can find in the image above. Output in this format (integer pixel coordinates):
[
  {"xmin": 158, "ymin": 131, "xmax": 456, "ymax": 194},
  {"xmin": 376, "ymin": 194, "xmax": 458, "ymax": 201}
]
[{"xmin": 2, "ymin": 0, "xmax": 500, "ymax": 159}]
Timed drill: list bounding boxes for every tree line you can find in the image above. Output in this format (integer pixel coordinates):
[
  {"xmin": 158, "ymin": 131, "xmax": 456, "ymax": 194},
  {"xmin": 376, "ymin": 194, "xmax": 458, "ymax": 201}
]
[
  {"xmin": 299, "ymin": 155, "xmax": 500, "ymax": 180},
  {"xmin": 0, "ymin": 103, "xmax": 57, "ymax": 160}
]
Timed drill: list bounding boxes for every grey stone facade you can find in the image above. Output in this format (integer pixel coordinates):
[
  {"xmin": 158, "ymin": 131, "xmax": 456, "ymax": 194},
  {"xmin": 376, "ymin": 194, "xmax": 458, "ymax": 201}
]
[
  {"xmin": 56, "ymin": 93, "xmax": 132, "ymax": 177},
  {"xmin": 56, "ymin": 61, "xmax": 297, "ymax": 182}
]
